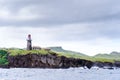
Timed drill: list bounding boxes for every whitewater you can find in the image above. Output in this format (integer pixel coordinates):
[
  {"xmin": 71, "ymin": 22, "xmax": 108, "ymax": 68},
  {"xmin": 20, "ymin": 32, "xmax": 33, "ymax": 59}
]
[{"xmin": 0, "ymin": 67, "xmax": 120, "ymax": 80}]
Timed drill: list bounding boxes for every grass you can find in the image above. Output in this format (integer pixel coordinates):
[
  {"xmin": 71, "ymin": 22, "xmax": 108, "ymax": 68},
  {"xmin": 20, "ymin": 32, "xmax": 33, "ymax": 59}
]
[
  {"xmin": 8, "ymin": 49, "xmax": 92, "ymax": 61},
  {"xmin": 57, "ymin": 52, "xmax": 89, "ymax": 59},
  {"xmin": 56, "ymin": 52, "xmax": 118, "ymax": 63},
  {"xmin": 91, "ymin": 57, "xmax": 115, "ymax": 63},
  {"xmin": 8, "ymin": 49, "xmax": 53, "ymax": 56},
  {"xmin": 95, "ymin": 54, "xmax": 120, "ymax": 61}
]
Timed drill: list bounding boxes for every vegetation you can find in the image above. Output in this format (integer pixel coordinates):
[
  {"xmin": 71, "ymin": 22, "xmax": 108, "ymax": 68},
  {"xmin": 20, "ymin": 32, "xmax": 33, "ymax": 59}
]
[
  {"xmin": 56, "ymin": 52, "xmax": 115, "ymax": 63},
  {"xmin": 95, "ymin": 53, "xmax": 120, "ymax": 61},
  {"xmin": 0, "ymin": 50, "xmax": 8, "ymax": 65},
  {"xmin": 48, "ymin": 47, "xmax": 88, "ymax": 56},
  {"xmin": 8, "ymin": 49, "xmax": 53, "ymax": 56},
  {"xmin": 91, "ymin": 57, "xmax": 115, "ymax": 63}
]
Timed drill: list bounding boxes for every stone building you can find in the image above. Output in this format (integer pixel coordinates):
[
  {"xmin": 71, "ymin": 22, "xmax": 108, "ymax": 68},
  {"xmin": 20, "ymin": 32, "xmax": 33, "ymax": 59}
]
[{"xmin": 32, "ymin": 46, "xmax": 41, "ymax": 50}]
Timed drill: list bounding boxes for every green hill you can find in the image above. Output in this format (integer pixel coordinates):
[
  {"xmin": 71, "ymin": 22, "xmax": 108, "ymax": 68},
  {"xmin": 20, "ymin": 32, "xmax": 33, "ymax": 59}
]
[
  {"xmin": 48, "ymin": 46, "xmax": 87, "ymax": 56},
  {"xmin": 94, "ymin": 51, "xmax": 120, "ymax": 61},
  {"xmin": 48, "ymin": 47, "xmax": 120, "ymax": 62},
  {"xmin": 48, "ymin": 46, "xmax": 90, "ymax": 59}
]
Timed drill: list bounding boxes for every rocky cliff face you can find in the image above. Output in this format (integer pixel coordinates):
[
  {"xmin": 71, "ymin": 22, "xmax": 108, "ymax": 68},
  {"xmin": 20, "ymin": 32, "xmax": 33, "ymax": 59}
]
[
  {"xmin": 8, "ymin": 53, "xmax": 93, "ymax": 69},
  {"xmin": 1, "ymin": 52, "xmax": 119, "ymax": 69}
]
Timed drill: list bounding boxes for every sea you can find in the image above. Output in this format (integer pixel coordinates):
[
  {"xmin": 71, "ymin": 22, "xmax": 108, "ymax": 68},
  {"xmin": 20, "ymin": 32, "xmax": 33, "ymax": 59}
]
[{"xmin": 0, "ymin": 67, "xmax": 120, "ymax": 80}]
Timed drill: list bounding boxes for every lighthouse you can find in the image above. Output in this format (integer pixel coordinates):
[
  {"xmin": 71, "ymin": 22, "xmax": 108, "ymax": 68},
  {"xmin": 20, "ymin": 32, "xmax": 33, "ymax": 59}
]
[{"xmin": 27, "ymin": 34, "xmax": 32, "ymax": 50}]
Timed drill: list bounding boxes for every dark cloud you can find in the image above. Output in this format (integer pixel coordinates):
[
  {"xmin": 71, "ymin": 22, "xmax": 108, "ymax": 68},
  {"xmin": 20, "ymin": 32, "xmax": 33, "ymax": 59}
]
[{"xmin": 0, "ymin": 0, "xmax": 120, "ymax": 26}]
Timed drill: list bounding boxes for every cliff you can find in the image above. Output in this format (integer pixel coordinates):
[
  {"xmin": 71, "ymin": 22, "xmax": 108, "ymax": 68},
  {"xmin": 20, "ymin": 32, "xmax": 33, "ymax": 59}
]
[
  {"xmin": 8, "ymin": 53, "xmax": 93, "ymax": 69},
  {"xmin": 7, "ymin": 53, "xmax": 120, "ymax": 69},
  {"xmin": 0, "ymin": 49, "xmax": 120, "ymax": 69}
]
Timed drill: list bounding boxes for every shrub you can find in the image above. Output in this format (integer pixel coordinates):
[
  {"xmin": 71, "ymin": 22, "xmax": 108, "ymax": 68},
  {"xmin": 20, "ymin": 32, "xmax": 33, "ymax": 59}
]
[{"xmin": 0, "ymin": 50, "xmax": 8, "ymax": 65}]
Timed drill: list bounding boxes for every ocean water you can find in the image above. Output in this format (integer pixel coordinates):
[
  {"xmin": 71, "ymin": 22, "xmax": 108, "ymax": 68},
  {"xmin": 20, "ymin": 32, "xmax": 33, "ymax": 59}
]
[{"xmin": 0, "ymin": 67, "xmax": 120, "ymax": 80}]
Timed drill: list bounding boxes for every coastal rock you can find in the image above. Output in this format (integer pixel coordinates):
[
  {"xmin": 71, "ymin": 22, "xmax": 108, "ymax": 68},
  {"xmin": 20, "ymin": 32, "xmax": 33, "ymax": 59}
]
[
  {"xmin": 93, "ymin": 62, "xmax": 114, "ymax": 69},
  {"xmin": 114, "ymin": 61, "xmax": 120, "ymax": 68},
  {"xmin": 8, "ymin": 53, "xmax": 94, "ymax": 69}
]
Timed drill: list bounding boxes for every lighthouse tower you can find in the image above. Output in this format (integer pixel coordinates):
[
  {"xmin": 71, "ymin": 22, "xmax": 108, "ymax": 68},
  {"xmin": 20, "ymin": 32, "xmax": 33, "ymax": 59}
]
[{"xmin": 27, "ymin": 34, "xmax": 32, "ymax": 50}]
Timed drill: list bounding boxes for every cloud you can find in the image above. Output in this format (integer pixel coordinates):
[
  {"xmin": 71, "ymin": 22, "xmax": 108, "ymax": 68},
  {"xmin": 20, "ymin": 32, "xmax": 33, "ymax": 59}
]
[
  {"xmin": 0, "ymin": 6, "xmax": 44, "ymax": 21},
  {"xmin": 45, "ymin": 22, "xmax": 120, "ymax": 41},
  {"xmin": 0, "ymin": 0, "xmax": 119, "ymax": 26}
]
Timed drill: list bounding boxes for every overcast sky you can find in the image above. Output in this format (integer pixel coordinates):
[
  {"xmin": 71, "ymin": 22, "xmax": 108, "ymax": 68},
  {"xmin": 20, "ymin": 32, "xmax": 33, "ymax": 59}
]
[{"xmin": 0, "ymin": 0, "xmax": 120, "ymax": 55}]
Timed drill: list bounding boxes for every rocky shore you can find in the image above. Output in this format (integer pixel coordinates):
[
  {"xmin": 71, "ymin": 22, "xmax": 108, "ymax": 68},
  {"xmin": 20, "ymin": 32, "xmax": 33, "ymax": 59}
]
[{"xmin": 93, "ymin": 61, "xmax": 120, "ymax": 69}]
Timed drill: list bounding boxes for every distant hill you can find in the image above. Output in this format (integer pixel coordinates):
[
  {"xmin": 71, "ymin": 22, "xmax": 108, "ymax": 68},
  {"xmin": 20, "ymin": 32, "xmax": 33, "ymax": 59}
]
[
  {"xmin": 48, "ymin": 47, "xmax": 120, "ymax": 62},
  {"xmin": 48, "ymin": 47, "xmax": 66, "ymax": 52},
  {"xmin": 94, "ymin": 51, "xmax": 120, "ymax": 61},
  {"xmin": 48, "ymin": 46, "xmax": 89, "ymax": 59},
  {"xmin": 49, "ymin": 46, "xmax": 87, "ymax": 56}
]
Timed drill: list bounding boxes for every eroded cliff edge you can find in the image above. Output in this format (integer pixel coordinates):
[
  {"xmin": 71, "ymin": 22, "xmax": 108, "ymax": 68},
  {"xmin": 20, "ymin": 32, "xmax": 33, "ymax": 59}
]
[{"xmin": 8, "ymin": 53, "xmax": 93, "ymax": 69}]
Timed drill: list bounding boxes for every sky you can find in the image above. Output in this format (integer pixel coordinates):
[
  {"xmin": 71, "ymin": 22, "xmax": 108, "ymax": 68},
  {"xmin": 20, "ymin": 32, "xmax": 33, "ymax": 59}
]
[{"xmin": 0, "ymin": 0, "xmax": 120, "ymax": 56}]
